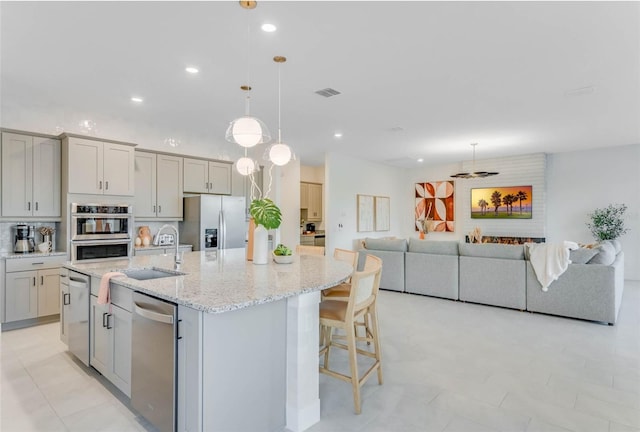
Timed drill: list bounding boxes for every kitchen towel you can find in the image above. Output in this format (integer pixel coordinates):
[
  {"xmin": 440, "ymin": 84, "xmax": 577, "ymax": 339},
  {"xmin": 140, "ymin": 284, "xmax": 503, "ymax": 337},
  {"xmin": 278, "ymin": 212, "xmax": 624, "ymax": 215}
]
[{"xmin": 98, "ymin": 272, "xmax": 126, "ymax": 305}]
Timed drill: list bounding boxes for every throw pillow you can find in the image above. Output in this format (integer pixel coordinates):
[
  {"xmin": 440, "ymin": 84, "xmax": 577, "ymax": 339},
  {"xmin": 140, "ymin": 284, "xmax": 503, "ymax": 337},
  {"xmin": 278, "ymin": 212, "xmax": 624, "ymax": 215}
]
[
  {"xmin": 603, "ymin": 239, "xmax": 622, "ymax": 254},
  {"xmin": 569, "ymin": 248, "xmax": 599, "ymax": 264},
  {"xmin": 587, "ymin": 241, "xmax": 616, "ymax": 265}
]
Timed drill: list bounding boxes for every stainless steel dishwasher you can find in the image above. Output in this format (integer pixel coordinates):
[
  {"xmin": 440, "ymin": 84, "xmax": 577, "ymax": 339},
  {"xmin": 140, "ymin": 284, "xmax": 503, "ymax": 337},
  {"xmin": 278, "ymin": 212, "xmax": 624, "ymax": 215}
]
[
  {"xmin": 131, "ymin": 292, "xmax": 178, "ymax": 432},
  {"xmin": 68, "ymin": 270, "xmax": 90, "ymax": 366}
]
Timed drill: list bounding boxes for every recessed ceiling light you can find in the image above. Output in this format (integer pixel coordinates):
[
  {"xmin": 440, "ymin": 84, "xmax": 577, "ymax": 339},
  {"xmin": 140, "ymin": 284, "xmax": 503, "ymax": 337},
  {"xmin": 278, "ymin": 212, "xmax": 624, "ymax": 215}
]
[
  {"xmin": 131, "ymin": 96, "xmax": 143, "ymax": 103},
  {"xmin": 417, "ymin": 158, "xmax": 424, "ymax": 163},
  {"xmin": 334, "ymin": 132, "xmax": 343, "ymax": 138},
  {"xmin": 261, "ymin": 23, "xmax": 277, "ymax": 32},
  {"xmin": 185, "ymin": 66, "xmax": 199, "ymax": 74}
]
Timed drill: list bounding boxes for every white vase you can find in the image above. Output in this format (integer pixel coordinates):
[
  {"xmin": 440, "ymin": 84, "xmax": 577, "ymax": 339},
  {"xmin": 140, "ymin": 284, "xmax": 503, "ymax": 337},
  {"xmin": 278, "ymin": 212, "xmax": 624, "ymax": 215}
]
[{"xmin": 253, "ymin": 225, "xmax": 269, "ymax": 265}]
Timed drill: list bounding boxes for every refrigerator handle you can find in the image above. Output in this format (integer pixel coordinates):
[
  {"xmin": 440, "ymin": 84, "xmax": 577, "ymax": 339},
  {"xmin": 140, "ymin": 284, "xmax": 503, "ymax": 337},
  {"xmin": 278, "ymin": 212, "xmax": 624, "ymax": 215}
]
[{"xmin": 219, "ymin": 211, "xmax": 225, "ymax": 249}]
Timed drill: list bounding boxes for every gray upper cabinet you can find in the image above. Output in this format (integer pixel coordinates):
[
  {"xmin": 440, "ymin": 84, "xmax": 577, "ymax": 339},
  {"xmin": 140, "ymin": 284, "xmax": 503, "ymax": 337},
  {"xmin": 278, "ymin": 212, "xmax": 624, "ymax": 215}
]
[
  {"xmin": 183, "ymin": 158, "xmax": 231, "ymax": 195},
  {"xmin": 135, "ymin": 151, "xmax": 183, "ymax": 220},
  {"xmin": 65, "ymin": 136, "xmax": 135, "ymax": 196},
  {"xmin": 1, "ymin": 132, "xmax": 61, "ymax": 217}
]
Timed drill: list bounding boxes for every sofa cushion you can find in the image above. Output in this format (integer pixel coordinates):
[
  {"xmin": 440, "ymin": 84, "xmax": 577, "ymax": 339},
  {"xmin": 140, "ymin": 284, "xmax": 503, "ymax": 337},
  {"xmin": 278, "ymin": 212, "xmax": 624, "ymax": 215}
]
[
  {"xmin": 458, "ymin": 243, "xmax": 525, "ymax": 260},
  {"xmin": 364, "ymin": 237, "xmax": 407, "ymax": 252},
  {"xmin": 408, "ymin": 239, "xmax": 458, "ymax": 255},
  {"xmin": 569, "ymin": 247, "xmax": 599, "ymax": 264},
  {"xmin": 588, "ymin": 241, "xmax": 616, "ymax": 265}
]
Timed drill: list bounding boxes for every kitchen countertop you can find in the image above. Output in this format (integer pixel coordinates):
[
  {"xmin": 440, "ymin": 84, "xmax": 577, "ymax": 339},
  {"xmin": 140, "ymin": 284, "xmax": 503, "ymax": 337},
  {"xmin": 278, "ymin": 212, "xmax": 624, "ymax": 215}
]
[
  {"xmin": 2, "ymin": 251, "xmax": 67, "ymax": 259},
  {"xmin": 63, "ymin": 248, "xmax": 351, "ymax": 314}
]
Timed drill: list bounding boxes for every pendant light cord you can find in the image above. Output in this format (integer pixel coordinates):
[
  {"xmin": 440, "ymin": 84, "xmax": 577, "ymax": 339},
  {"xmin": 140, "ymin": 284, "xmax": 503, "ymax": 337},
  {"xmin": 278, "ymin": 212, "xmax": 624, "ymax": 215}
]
[
  {"xmin": 244, "ymin": 10, "xmax": 251, "ymax": 115},
  {"xmin": 278, "ymin": 61, "xmax": 282, "ymax": 143}
]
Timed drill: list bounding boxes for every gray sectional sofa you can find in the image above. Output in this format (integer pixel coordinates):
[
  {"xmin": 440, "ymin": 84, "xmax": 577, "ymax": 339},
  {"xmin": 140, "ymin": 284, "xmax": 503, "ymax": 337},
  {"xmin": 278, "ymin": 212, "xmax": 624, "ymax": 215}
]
[
  {"xmin": 459, "ymin": 243, "xmax": 527, "ymax": 310},
  {"xmin": 405, "ymin": 239, "xmax": 459, "ymax": 300},
  {"xmin": 360, "ymin": 238, "xmax": 625, "ymax": 324}
]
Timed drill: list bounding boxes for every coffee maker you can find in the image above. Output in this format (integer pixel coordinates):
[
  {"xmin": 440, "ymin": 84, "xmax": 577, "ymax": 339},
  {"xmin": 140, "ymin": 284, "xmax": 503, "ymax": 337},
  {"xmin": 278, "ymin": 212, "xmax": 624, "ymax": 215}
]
[{"xmin": 14, "ymin": 224, "xmax": 35, "ymax": 253}]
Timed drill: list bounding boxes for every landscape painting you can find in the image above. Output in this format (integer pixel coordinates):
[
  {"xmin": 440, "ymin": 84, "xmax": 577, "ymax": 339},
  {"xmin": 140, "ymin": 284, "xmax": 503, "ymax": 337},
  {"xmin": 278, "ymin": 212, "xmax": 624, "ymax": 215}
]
[{"xmin": 471, "ymin": 185, "xmax": 532, "ymax": 219}]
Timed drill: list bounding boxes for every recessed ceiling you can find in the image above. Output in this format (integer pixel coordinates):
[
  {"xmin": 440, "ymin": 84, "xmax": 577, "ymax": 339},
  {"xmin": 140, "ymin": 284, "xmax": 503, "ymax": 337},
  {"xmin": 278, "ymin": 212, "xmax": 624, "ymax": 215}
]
[{"xmin": 1, "ymin": 2, "xmax": 638, "ymax": 167}]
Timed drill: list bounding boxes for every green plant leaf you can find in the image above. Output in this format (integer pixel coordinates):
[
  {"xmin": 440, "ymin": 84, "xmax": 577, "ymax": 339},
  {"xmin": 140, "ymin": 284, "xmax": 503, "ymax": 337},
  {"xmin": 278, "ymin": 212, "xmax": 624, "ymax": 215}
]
[{"xmin": 250, "ymin": 198, "xmax": 282, "ymax": 230}]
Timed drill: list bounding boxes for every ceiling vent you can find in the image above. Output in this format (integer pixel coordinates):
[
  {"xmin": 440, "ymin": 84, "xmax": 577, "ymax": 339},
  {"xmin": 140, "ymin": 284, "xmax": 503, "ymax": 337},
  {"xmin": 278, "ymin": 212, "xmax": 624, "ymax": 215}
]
[{"xmin": 315, "ymin": 88, "xmax": 341, "ymax": 98}]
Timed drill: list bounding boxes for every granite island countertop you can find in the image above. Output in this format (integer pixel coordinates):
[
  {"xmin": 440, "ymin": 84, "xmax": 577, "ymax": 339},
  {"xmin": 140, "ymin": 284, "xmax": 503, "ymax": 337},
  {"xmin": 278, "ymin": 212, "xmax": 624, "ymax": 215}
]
[{"xmin": 63, "ymin": 248, "xmax": 352, "ymax": 314}]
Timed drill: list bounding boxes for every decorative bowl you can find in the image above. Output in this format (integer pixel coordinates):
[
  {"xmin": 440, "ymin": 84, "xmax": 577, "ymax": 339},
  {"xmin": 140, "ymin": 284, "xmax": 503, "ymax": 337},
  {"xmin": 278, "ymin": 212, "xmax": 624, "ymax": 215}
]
[{"xmin": 272, "ymin": 252, "xmax": 294, "ymax": 264}]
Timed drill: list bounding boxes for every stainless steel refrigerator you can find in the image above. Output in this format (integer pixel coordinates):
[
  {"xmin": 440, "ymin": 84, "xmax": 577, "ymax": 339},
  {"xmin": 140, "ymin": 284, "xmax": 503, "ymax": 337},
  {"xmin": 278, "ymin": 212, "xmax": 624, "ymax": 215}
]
[{"xmin": 180, "ymin": 195, "xmax": 247, "ymax": 251}]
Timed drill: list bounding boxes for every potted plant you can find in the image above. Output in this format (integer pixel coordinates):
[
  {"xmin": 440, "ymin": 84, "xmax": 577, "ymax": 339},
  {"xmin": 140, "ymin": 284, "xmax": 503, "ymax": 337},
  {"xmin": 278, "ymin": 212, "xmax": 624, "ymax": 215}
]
[
  {"xmin": 587, "ymin": 203, "xmax": 629, "ymax": 241},
  {"xmin": 249, "ymin": 198, "xmax": 282, "ymax": 264},
  {"xmin": 272, "ymin": 243, "xmax": 293, "ymax": 264}
]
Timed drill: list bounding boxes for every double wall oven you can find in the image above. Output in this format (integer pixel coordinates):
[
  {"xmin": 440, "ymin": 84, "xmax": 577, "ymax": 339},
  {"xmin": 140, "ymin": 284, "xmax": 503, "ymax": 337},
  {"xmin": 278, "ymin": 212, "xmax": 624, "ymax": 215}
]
[{"xmin": 70, "ymin": 203, "xmax": 132, "ymax": 262}]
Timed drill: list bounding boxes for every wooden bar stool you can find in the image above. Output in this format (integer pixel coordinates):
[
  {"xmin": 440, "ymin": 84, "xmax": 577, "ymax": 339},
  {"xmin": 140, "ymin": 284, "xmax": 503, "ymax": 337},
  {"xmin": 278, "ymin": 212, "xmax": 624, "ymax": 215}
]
[{"xmin": 319, "ymin": 254, "xmax": 383, "ymax": 414}]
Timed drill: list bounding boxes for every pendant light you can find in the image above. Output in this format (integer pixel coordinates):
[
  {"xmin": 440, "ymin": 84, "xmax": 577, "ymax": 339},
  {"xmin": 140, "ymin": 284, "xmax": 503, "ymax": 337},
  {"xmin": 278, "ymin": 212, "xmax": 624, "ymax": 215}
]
[
  {"xmin": 226, "ymin": 0, "xmax": 271, "ymax": 167},
  {"xmin": 267, "ymin": 55, "xmax": 293, "ymax": 166},
  {"xmin": 450, "ymin": 143, "xmax": 499, "ymax": 179}
]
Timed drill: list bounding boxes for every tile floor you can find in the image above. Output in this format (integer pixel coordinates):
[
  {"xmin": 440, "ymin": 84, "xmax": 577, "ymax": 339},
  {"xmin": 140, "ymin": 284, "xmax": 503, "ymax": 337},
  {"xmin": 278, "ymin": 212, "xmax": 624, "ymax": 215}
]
[{"xmin": 1, "ymin": 281, "xmax": 639, "ymax": 432}]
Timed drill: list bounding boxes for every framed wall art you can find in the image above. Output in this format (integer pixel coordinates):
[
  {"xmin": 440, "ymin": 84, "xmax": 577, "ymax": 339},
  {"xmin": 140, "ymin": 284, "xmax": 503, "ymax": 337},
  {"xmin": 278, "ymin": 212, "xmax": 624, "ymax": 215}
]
[
  {"xmin": 471, "ymin": 185, "xmax": 532, "ymax": 219},
  {"xmin": 415, "ymin": 181, "xmax": 455, "ymax": 232},
  {"xmin": 374, "ymin": 196, "xmax": 390, "ymax": 231},
  {"xmin": 357, "ymin": 194, "xmax": 375, "ymax": 232}
]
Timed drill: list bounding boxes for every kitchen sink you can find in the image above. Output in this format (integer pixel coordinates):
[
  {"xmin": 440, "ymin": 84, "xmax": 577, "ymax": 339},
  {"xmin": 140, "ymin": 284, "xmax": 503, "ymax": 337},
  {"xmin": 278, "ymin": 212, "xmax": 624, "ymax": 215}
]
[{"xmin": 122, "ymin": 267, "xmax": 185, "ymax": 281}]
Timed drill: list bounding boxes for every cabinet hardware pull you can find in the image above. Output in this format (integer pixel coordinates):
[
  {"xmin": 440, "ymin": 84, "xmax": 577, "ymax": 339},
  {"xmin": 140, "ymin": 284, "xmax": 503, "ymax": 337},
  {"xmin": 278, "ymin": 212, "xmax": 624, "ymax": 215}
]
[
  {"xmin": 158, "ymin": 205, "xmax": 161, "ymax": 213},
  {"xmin": 31, "ymin": 262, "xmax": 44, "ymax": 265},
  {"xmin": 106, "ymin": 313, "xmax": 113, "ymax": 329},
  {"xmin": 60, "ymin": 274, "xmax": 67, "ymax": 278},
  {"xmin": 153, "ymin": 205, "xmax": 156, "ymax": 213},
  {"xmin": 105, "ymin": 181, "xmax": 109, "ymax": 190},
  {"xmin": 102, "ymin": 312, "xmax": 108, "ymax": 328},
  {"xmin": 41, "ymin": 276, "xmax": 44, "ymax": 285},
  {"xmin": 63, "ymin": 293, "xmax": 70, "ymax": 305},
  {"xmin": 177, "ymin": 319, "xmax": 183, "ymax": 340},
  {"xmin": 35, "ymin": 202, "xmax": 39, "ymax": 211},
  {"xmin": 28, "ymin": 202, "xmax": 31, "ymax": 211},
  {"xmin": 99, "ymin": 181, "xmax": 103, "ymax": 190},
  {"xmin": 33, "ymin": 277, "xmax": 36, "ymax": 286}
]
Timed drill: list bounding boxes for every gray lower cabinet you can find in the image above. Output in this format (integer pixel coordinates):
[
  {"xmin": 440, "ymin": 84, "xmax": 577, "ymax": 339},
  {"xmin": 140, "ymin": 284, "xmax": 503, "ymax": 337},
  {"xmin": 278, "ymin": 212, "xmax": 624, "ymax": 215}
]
[
  {"xmin": 38, "ymin": 268, "xmax": 61, "ymax": 317},
  {"xmin": 175, "ymin": 300, "xmax": 286, "ymax": 432},
  {"xmin": 5, "ymin": 271, "xmax": 38, "ymax": 322},
  {"xmin": 4, "ymin": 257, "xmax": 63, "ymax": 323},
  {"xmin": 89, "ymin": 289, "xmax": 132, "ymax": 397}
]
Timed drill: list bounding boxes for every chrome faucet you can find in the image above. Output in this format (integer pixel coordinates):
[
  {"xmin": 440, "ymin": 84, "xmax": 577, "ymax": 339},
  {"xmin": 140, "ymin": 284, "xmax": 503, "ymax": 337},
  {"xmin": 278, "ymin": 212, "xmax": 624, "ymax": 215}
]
[{"xmin": 153, "ymin": 224, "xmax": 181, "ymax": 269}]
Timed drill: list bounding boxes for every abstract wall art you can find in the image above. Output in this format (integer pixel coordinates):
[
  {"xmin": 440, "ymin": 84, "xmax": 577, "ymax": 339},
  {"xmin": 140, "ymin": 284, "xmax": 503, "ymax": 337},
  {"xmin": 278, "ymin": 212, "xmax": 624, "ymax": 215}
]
[{"xmin": 415, "ymin": 181, "xmax": 455, "ymax": 232}]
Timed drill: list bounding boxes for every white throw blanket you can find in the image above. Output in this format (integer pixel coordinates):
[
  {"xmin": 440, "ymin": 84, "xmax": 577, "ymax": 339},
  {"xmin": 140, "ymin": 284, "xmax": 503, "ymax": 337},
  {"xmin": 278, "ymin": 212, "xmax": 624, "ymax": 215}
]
[{"xmin": 526, "ymin": 241, "xmax": 579, "ymax": 292}]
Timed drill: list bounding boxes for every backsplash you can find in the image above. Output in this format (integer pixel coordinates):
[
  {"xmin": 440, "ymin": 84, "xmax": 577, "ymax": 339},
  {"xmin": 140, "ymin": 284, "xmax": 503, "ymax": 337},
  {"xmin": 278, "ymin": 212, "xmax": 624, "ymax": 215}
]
[
  {"xmin": 133, "ymin": 222, "xmax": 179, "ymax": 243},
  {"xmin": 0, "ymin": 222, "xmax": 61, "ymax": 253}
]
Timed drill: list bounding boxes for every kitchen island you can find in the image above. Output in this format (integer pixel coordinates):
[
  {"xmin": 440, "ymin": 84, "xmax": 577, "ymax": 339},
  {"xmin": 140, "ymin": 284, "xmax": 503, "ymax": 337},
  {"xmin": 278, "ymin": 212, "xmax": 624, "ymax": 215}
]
[{"xmin": 64, "ymin": 248, "xmax": 352, "ymax": 432}]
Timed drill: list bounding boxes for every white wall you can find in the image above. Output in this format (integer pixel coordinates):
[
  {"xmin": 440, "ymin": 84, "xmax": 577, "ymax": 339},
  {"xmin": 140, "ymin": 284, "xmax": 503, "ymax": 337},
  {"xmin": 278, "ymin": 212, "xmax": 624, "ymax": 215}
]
[
  {"xmin": 325, "ymin": 152, "xmax": 408, "ymax": 255},
  {"xmin": 547, "ymin": 144, "xmax": 640, "ymax": 280},
  {"xmin": 274, "ymin": 160, "xmax": 300, "ymax": 250}
]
